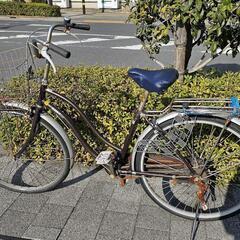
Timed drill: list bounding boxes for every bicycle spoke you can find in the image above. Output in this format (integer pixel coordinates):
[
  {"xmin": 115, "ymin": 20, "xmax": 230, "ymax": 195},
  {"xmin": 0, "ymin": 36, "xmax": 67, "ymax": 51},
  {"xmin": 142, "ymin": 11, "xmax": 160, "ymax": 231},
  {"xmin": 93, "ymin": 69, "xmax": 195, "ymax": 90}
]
[{"xmin": 138, "ymin": 115, "xmax": 240, "ymax": 220}]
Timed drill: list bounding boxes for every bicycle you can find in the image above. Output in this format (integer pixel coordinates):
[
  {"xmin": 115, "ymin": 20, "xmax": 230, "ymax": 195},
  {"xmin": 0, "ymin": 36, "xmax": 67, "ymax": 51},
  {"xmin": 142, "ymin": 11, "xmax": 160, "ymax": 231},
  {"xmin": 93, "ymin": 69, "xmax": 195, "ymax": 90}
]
[{"xmin": 0, "ymin": 17, "xmax": 240, "ymax": 222}]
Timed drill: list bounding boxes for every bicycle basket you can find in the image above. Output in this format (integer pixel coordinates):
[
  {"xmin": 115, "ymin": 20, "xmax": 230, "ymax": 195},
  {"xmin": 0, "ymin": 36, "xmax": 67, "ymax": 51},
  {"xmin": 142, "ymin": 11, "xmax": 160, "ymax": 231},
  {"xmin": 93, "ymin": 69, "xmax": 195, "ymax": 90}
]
[{"xmin": 0, "ymin": 46, "xmax": 39, "ymax": 108}]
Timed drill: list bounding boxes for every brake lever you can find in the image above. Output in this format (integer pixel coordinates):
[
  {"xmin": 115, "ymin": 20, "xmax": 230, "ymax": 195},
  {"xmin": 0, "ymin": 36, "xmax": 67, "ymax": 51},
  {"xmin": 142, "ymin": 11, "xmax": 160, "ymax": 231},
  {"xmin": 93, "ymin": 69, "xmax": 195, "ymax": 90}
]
[{"xmin": 40, "ymin": 46, "xmax": 57, "ymax": 74}]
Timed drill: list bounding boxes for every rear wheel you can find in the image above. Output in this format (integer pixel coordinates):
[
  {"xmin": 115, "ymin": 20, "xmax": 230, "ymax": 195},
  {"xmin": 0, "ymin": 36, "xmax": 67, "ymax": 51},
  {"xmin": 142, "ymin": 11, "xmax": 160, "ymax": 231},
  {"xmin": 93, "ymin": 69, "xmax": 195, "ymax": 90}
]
[
  {"xmin": 0, "ymin": 105, "xmax": 70, "ymax": 193},
  {"xmin": 135, "ymin": 115, "xmax": 240, "ymax": 220}
]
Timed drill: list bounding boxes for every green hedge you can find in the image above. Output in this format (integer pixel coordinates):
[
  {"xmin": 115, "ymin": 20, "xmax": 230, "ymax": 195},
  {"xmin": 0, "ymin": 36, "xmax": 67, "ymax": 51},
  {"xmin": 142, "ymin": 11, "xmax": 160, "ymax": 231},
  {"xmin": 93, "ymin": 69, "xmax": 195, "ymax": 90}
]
[
  {"xmin": 3, "ymin": 66, "xmax": 240, "ymax": 164},
  {"xmin": 0, "ymin": 2, "xmax": 61, "ymax": 17}
]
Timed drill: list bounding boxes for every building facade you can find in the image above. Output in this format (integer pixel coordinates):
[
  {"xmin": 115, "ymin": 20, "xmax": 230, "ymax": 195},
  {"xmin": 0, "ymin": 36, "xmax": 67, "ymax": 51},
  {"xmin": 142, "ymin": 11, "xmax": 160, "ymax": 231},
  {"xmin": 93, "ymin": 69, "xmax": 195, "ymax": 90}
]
[{"xmin": 53, "ymin": 0, "xmax": 126, "ymax": 9}]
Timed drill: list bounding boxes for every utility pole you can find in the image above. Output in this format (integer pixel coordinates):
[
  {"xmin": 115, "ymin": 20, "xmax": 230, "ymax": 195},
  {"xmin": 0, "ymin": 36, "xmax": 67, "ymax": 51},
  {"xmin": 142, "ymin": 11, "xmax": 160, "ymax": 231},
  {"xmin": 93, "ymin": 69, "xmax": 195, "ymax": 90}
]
[
  {"xmin": 101, "ymin": 0, "xmax": 104, "ymax": 13},
  {"xmin": 82, "ymin": 0, "xmax": 86, "ymax": 15}
]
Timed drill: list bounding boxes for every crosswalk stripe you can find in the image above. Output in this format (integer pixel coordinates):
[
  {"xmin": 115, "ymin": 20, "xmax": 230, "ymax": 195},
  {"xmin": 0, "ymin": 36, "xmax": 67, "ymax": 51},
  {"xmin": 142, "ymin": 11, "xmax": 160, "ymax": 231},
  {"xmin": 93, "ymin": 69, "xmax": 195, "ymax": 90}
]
[
  {"xmin": 112, "ymin": 44, "xmax": 142, "ymax": 50},
  {"xmin": 201, "ymin": 47, "xmax": 240, "ymax": 55},
  {"xmin": 28, "ymin": 24, "xmax": 51, "ymax": 27},
  {"xmin": 53, "ymin": 40, "xmax": 81, "ymax": 45},
  {"xmin": 81, "ymin": 37, "xmax": 112, "ymax": 43},
  {"xmin": 112, "ymin": 40, "xmax": 175, "ymax": 50},
  {"xmin": 0, "ymin": 30, "xmax": 135, "ymax": 39}
]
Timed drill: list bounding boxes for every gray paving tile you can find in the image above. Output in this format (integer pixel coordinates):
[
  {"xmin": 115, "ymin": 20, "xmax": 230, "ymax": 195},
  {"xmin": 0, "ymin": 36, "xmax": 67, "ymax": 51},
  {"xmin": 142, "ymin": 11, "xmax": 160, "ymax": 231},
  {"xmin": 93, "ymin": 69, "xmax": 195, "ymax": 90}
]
[
  {"xmin": 46, "ymin": 185, "xmax": 85, "ymax": 207},
  {"xmin": 80, "ymin": 180, "xmax": 115, "ymax": 201},
  {"xmin": 107, "ymin": 198, "xmax": 140, "ymax": 215},
  {"xmin": 59, "ymin": 179, "xmax": 109, "ymax": 239},
  {"xmin": 170, "ymin": 218, "xmax": 206, "ymax": 240},
  {"xmin": 107, "ymin": 183, "xmax": 142, "ymax": 214},
  {"xmin": 222, "ymin": 214, "xmax": 240, "ymax": 223},
  {"xmin": 0, "ymin": 235, "xmax": 30, "ymax": 240},
  {"xmin": 140, "ymin": 190, "xmax": 159, "ymax": 207},
  {"xmin": 58, "ymin": 214, "xmax": 103, "ymax": 240},
  {"xmin": 98, "ymin": 211, "xmax": 136, "ymax": 239},
  {"xmin": 132, "ymin": 228, "xmax": 169, "ymax": 240},
  {"xmin": 0, "ymin": 210, "xmax": 36, "ymax": 237},
  {"xmin": 10, "ymin": 193, "xmax": 49, "ymax": 214},
  {"xmin": 62, "ymin": 163, "xmax": 92, "ymax": 188},
  {"xmin": 32, "ymin": 204, "xmax": 73, "ymax": 228},
  {"xmin": 0, "ymin": 204, "xmax": 13, "ymax": 219},
  {"xmin": 110, "ymin": 183, "xmax": 143, "ymax": 203},
  {"xmin": 136, "ymin": 205, "xmax": 170, "ymax": 231},
  {"xmin": 72, "ymin": 197, "xmax": 109, "ymax": 217},
  {"xmin": 205, "ymin": 220, "xmax": 236, "ymax": 240},
  {"xmin": 218, "ymin": 220, "xmax": 240, "ymax": 240},
  {"xmin": 0, "ymin": 188, "xmax": 20, "ymax": 216},
  {"xmin": 96, "ymin": 234, "xmax": 130, "ymax": 240},
  {"xmin": 71, "ymin": 180, "xmax": 115, "ymax": 217},
  {"xmin": 23, "ymin": 226, "xmax": 61, "ymax": 240},
  {"xmin": 90, "ymin": 169, "xmax": 115, "ymax": 183},
  {"xmin": 0, "ymin": 188, "xmax": 20, "ymax": 203}
]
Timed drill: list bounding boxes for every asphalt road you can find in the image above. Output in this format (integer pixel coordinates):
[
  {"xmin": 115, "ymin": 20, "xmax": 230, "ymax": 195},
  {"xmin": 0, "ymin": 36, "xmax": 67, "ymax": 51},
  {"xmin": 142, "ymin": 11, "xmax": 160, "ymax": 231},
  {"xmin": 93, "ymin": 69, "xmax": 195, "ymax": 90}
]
[{"xmin": 0, "ymin": 19, "xmax": 239, "ymax": 74}]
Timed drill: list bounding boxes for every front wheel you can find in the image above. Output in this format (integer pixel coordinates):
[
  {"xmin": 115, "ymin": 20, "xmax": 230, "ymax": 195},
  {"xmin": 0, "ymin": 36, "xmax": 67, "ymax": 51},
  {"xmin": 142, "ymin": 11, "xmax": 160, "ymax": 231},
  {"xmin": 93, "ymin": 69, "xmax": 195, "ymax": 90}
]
[
  {"xmin": 0, "ymin": 105, "xmax": 71, "ymax": 193},
  {"xmin": 135, "ymin": 114, "xmax": 240, "ymax": 220}
]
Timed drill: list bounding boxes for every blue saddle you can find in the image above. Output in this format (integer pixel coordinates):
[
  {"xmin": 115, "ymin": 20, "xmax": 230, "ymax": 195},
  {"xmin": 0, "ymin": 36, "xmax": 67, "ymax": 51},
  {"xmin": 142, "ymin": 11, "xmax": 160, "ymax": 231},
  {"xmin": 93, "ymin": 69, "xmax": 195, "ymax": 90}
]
[{"xmin": 128, "ymin": 68, "xmax": 179, "ymax": 94}]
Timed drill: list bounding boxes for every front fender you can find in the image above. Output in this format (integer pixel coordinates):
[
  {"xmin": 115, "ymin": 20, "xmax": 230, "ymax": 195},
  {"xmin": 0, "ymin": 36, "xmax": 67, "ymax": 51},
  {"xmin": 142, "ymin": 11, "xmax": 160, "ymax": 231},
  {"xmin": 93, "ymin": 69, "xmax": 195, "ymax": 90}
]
[
  {"xmin": 2, "ymin": 101, "xmax": 74, "ymax": 164},
  {"xmin": 40, "ymin": 113, "xmax": 74, "ymax": 163}
]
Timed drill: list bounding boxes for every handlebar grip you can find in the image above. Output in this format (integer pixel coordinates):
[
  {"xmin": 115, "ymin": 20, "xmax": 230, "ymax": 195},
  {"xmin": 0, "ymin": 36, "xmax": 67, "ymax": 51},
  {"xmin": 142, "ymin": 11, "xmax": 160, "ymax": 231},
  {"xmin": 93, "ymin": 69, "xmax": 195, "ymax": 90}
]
[
  {"xmin": 48, "ymin": 43, "xmax": 71, "ymax": 58},
  {"xmin": 31, "ymin": 39, "xmax": 42, "ymax": 58},
  {"xmin": 70, "ymin": 23, "xmax": 90, "ymax": 30}
]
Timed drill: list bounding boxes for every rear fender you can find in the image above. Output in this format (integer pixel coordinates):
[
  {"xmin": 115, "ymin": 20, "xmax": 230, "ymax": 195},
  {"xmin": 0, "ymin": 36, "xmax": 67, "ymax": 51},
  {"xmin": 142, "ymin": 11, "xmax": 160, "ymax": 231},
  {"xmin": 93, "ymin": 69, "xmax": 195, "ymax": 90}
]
[{"xmin": 131, "ymin": 111, "xmax": 240, "ymax": 171}]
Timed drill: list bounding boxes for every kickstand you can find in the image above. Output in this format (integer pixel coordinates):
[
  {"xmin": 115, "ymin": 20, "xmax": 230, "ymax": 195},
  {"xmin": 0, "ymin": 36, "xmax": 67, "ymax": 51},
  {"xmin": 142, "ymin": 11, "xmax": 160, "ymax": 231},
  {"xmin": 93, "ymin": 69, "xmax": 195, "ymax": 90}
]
[{"xmin": 190, "ymin": 204, "xmax": 201, "ymax": 240}]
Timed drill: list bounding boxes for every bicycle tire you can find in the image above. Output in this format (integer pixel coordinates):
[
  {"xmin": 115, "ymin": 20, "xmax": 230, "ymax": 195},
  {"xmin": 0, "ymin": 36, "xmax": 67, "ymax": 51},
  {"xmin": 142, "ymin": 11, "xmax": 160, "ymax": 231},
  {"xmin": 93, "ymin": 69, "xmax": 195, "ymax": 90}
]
[
  {"xmin": 0, "ymin": 106, "xmax": 71, "ymax": 193},
  {"xmin": 135, "ymin": 114, "xmax": 240, "ymax": 220}
]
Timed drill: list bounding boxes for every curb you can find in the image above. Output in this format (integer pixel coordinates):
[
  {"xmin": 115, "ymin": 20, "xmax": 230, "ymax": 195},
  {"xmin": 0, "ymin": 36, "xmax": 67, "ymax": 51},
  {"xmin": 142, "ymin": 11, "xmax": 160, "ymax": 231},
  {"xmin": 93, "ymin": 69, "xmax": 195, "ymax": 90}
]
[
  {"xmin": 0, "ymin": 15, "xmax": 128, "ymax": 24},
  {"xmin": 0, "ymin": 9, "xmax": 130, "ymax": 23}
]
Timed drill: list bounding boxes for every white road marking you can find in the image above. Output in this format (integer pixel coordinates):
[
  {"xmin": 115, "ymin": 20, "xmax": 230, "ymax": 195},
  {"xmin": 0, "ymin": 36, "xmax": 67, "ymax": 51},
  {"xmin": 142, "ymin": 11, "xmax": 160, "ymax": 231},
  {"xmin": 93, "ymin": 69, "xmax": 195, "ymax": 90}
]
[
  {"xmin": 112, "ymin": 44, "xmax": 142, "ymax": 50},
  {"xmin": 0, "ymin": 30, "xmax": 135, "ymax": 39},
  {"xmin": 112, "ymin": 40, "xmax": 175, "ymax": 50},
  {"xmin": 81, "ymin": 37, "xmax": 112, "ymax": 43},
  {"xmin": 53, "ymin": 40, "xmax": 81, "ymax": 45},
  {"xmin": 114, "ymin": 36, "xmax": 136, "ymax": 39},
  {"xmin": 201, "ymin": 47, "xmax": 240, "ymax": 55},
  {"xmin": 28, "ymin": 24, "xmax": 51, "ymax": 27},
  {"xmin": 0, "ymin": 32, "xmax": 67, "ymax": 40},
  {"xmin": 0, "ymin": 30, "xmax": 175, "ymax": 51},
  {"xmin": 53, "ymin": 36, "xmax": 135, "ymax": 45},
  {"xmin": 0, "ymin": 34, "xmax": 30, "ymax": 40}
]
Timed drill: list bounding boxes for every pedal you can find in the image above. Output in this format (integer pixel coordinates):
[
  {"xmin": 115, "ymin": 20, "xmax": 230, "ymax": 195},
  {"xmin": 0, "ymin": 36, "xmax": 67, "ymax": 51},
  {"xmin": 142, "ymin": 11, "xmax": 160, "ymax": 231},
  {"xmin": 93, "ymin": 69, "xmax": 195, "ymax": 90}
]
[{"xmin": 96, "ymin": 151, "xmax": 113, "ymax": 165}]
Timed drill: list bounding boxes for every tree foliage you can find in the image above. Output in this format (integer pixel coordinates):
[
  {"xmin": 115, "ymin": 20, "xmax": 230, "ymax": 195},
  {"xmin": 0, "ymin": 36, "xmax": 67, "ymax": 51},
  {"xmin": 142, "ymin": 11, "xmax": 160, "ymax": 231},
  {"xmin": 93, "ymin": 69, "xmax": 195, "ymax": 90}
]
[{"xmin": 127, "ymin": 0, "xmax": 240, "ymax": 72}]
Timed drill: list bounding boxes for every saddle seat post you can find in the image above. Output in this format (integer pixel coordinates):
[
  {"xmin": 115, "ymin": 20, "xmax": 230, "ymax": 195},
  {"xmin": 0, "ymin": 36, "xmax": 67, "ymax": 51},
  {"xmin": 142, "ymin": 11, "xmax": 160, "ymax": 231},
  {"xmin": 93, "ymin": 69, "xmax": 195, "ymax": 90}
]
[{"xmin": 120, "ymin": 91, "xmax": 150, "ymax": 161}]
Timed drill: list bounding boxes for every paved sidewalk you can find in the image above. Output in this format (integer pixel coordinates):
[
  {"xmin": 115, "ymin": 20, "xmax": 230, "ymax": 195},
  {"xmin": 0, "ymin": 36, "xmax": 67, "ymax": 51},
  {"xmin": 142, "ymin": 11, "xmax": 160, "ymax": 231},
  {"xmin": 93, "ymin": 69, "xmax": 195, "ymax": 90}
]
[
  {"xmin": 0, "ymin": 8, "xmax": 129, "ymax": 23},
  {"xmin": 0, "ymin": 165, "xmax": 239, "ymax": 240}
]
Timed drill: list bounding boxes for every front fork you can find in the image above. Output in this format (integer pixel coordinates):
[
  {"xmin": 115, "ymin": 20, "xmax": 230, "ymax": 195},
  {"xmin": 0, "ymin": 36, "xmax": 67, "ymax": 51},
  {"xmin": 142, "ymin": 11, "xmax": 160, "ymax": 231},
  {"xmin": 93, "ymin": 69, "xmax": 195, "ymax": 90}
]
[{"xmin": 14, "ymin": 85, "xmax": 47, "ymax": 159}]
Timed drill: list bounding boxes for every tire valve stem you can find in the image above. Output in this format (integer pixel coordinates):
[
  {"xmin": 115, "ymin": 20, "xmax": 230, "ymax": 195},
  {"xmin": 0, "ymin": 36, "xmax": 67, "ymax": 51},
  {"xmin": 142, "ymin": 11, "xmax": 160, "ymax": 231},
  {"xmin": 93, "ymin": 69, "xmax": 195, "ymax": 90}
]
[{"xmin": 202, "ymin": 202, "xmax": 208, "ymax": 211}]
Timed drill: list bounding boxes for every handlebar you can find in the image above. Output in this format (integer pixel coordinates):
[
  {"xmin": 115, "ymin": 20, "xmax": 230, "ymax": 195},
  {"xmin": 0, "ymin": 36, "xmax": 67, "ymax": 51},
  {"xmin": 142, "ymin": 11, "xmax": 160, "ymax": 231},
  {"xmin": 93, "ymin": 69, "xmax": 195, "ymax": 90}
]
[
  {"xmin": 31, "ymin": 39, "xmax": 71, "ymax": 59},
  {"xmin": 67, "ymin": 23, "xmax": 90, "ymax": 31},
  {"xmin": 48, "ymin": 43, "xmax": 71, "ymax": 58},
  {"xmin": 29, "ymin": 17, "xmax": 90, "ymax": 75}
]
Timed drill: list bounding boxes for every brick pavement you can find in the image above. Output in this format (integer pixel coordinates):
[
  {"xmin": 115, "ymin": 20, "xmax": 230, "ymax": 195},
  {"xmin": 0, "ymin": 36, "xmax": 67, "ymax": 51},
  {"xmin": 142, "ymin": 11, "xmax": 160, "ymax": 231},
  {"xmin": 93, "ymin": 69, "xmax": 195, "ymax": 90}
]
[{"xmin": 0, "ymin": 165, "xmax": 239, "ymax": 240}]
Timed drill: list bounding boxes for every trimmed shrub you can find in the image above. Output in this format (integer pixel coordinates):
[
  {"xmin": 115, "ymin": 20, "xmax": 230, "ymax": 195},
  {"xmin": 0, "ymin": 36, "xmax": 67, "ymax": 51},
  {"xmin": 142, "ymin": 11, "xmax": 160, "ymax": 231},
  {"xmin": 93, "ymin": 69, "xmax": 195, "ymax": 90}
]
[
  {"xmin": 2, "ymin": 66, "xmax": 240, "ymax": 185},
  {"xmin": 4, "ymin": 66, "xmax": 240, "ymax": 165},
  {"xmin": 0, "ymin": 2, "xmax": 61, "ymax": 17}
]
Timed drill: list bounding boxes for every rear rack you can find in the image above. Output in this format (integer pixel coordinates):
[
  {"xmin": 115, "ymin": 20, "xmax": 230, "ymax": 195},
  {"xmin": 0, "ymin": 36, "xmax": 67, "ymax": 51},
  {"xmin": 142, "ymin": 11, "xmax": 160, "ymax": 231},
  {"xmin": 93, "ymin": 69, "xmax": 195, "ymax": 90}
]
[{"xmin": 171, "ymin": 98, "xmax": 239, "ymax": 117}]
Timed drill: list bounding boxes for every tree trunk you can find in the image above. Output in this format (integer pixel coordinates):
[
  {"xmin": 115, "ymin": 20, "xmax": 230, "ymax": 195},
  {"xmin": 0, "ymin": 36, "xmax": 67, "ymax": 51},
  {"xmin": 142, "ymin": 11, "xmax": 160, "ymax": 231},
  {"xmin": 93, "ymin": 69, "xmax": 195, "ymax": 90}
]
[
  {"xmin": 174, "ymin": 21, "xmax": 193, "ymax": 81},
  {"xmin": 47, "ymin": 0, "xmax": 53, "ymax": 5}
]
